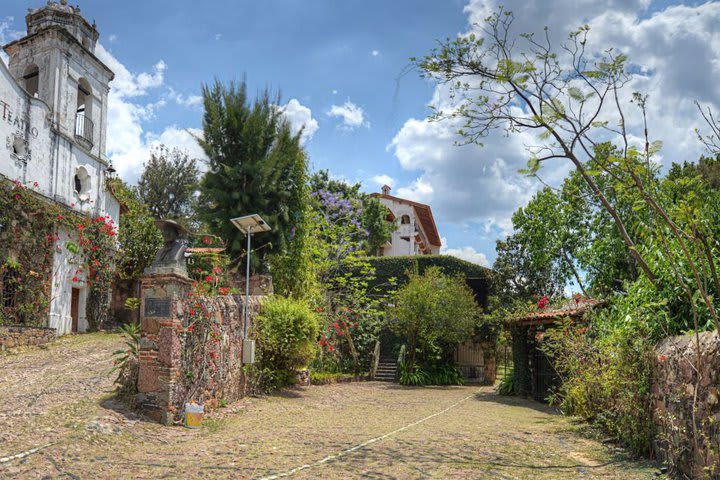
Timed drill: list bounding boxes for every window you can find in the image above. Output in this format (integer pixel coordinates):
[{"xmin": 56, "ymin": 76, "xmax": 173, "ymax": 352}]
[
  {"xmin": 400, "ymin": 215, "xmax": 411, "ymax": 224},
  {"xmin": 74, "ymin": 78, "xmax": 94, "ymax": 145},
  {"xmin": 73, "ymin": 166, "xmax": 91, "ymax": 199},
  {"xmin": 23, "ymin": 64, "xmax": 39, "ymax": 97}
]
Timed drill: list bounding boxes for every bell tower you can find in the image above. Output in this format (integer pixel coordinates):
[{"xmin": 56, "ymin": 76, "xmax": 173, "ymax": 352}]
[{"xmin": 3, "ymin": 1, "xmax": 114, "ymax": 158}]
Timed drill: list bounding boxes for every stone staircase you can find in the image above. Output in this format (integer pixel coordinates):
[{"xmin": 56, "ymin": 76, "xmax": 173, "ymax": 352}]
[{"xmin": 374, "ymin": 359, "xmax": 398, "ymax": 382}]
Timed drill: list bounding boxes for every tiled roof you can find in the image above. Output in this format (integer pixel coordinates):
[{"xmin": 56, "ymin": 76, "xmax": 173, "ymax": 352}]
[
  {"xmin": 186, "ymin": 247, "xmax": 226, "ymax": 254},
  {"xmin": 510, "ymin": 299, "xmax": 606, "ymax": 326}
]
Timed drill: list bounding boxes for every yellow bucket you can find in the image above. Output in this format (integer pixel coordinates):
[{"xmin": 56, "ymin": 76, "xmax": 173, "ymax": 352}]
[{"xmin": 184, "ymin": 403, "xmax": 204, "ymax": 428}]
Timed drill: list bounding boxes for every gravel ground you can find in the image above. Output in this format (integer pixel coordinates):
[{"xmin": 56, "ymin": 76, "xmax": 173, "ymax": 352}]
[{"xmin": 0, "ymin": 334, "xmax": 657, "ymax": 479}]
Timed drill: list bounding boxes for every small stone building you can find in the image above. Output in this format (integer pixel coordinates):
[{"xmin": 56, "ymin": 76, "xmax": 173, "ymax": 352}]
[{"xmin": 509, "ymin": 299, "xmax": 604, "ymax": 402}]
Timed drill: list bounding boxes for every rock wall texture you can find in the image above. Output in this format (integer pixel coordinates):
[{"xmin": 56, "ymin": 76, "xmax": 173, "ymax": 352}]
[
  {"xmin": 136, "ymin": 271, "xmax": 264, "ymax": 424},
  {"xmin": 653, "ymin": 331, "xmax": 720, "ymax": 479},
  {"xmin": 0, "ymin": 324, "xmax": 56, "ymax": 350}
]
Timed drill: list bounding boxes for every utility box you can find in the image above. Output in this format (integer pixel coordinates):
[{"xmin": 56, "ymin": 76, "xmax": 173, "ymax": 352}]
[{"xmin": 243, "ymin": 339, "xmax": 256, "ymax": 364}]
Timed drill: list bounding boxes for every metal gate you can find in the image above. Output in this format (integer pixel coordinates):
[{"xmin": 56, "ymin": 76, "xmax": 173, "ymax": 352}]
[{"xmin": 532, "ymin": 347, "xmax": 557, "ymax": 402}]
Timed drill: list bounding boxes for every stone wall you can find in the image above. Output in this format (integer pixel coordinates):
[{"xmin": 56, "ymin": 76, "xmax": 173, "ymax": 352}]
[
  {"xmin": 0, "ymin": 324, "xmax": 56, "ymax": 350},
  {"xmin": 136, "ymin": 271, "xmax": 263, "ymax": 424},
  {"xmin": 653, "ymin": 331, "xmax": 720, "ymax": 478}
]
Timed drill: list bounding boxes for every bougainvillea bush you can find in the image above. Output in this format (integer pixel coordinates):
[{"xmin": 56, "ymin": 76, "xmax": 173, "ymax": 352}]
[{"xmin": 0, "ymin": 178, "xmax": 117, "ymax": 329}]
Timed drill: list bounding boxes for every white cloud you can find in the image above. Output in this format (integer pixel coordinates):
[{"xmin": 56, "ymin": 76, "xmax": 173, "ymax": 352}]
[
  {"xmin": 440, "ymin": 238, "xmax": 490, "ymax": 267},
  {"xmin": 388, "ymin": 0, "xmax": 720, "ymax": 245},
  {"xmin": 108, "ymin": 34, "xmax": 118, "ymax": 43},
  {"xmin": 328, "ymin": 100, "xmax": 369, "ymax": 130},
  {"xmin": 372, "ymin": 174, "xmax": 395, "ymax": 188},
  {"xmin": 215, "ymin": 33, "xmax": 222, "ymax": 41},
  {"xmin": 167, "ymin": 87, "xmax": 203, "ymax": 108},
  {"xmin": 371, "ymin": 50, "xmax": 380, "ymax": 57},
  {"xmin": 281, "ymin": 98, "xmax": 319, "ymax": 143},
  {"xmin": 332, "ymin": 89, "xmax": 338, "ymax": 95},
  {"xmin": 95, "ymin": 44, "xmax": 205, "ymax": 183},
  {"xmin": 0, "ymin": 16, "xmax": 22, "ymax": 64}
]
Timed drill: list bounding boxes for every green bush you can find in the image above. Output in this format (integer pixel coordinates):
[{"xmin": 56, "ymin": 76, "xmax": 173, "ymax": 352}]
[
  {"xmin": 254, "ymin": 296, "xmax": 319, "ymax": 390},
  {"xmin": 496, "ymin": 367, "xmax": 515, "ymax": 396},
  {"xmin": 426, "ymin": 364, "xmax": 465, "ymax": 386},
  {"xmin": 398, "ymin": 361, "xmax": 428, "ymax": 386},
  {"xmin": 388, "ymin": 266, "xmax": 480, "ymax": 366},
  {"xmin": 539, "ymin": 290, "xmax": 663, "ymax": 454}
]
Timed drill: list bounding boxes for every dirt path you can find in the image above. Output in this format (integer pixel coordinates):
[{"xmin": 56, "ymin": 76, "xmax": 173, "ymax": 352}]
[{"xmin": 0, "ymin": 335, "xmax": 656, "ymax": 479}]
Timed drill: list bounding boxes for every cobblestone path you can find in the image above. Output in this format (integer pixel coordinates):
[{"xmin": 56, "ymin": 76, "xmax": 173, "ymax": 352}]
[{"xmin": 1, "ymin": 334, "xmax": 656, "ymax": 479}]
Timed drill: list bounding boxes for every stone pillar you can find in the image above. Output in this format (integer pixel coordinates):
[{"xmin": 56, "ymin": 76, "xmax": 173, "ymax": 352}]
[
  {"xmin": 136, "ymin": 220, "xmax": 191, "ymax": 425},
  {"xmin": 137, "ymin": 272, "xmax": 192, "ymax": 424}
]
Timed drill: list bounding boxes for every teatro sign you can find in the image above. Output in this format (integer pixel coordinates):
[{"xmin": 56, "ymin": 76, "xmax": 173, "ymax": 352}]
[{"xmin": 0, "ymin": 99, "xmax": 40, "ymax": 138}]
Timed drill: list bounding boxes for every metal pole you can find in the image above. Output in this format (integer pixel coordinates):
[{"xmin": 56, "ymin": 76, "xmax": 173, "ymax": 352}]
[{"xmin": 244, "ymin": 229, "xmax": 251, "ymax": 339}]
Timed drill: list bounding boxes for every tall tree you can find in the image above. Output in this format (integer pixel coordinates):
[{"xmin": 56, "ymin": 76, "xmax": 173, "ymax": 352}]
[
  {"xmin": 136, "ymin": 145, "xmax": 199, "ymax": 225},
  {"xmin": 197, "ymin": 80, "xmax": 308, "ymax": 271},
  {"xmin": 110, "ymin": 179, "xmax": 163, "ymax": 280}
]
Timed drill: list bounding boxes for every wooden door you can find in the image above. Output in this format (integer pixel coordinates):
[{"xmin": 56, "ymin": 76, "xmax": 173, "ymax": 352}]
[{"xmin": 71, "ymin": 288, "xmax": 80, "ymax": 333}]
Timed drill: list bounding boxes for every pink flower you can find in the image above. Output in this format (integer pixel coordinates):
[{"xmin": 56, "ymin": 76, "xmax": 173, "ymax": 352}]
[{"xmin": 658, "ymin": 354, "xmax": 667, "ymax": 362}]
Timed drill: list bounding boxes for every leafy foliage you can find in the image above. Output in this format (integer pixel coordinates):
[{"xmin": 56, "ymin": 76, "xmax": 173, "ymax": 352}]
[
  {"xmin": 110, "ymin": 322, "xmax": 141, "ymax": 395},
  {"xmin": 388, "ymin": 267, "xmax": 481, "ymax": 368},
  {"xmin": 110, "ymin": 179, "xmax": 163, "ymax": 280},
  {"xmin": 254, "ymin": 296, "xmax": 319, "ymax": 389},
  {"xmin": 197, "ymin": 80, "xmax": 308, "ymax": 272},
  {"xmin": 137, "ymin": 145, "xmax": 200, "ymax": 227}
]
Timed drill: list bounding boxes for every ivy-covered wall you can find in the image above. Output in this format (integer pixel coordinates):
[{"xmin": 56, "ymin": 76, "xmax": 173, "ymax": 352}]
[
  {"xmin": 0, "ymin": 178, "xmax": 118, "ymax": 331},
  {"xmin": 364, "ymin": 254, "xmax": 493, "ymax": 307},
  {"xmin": 0, "ymin": 180, "xmax": 61, "ymax": 326}
]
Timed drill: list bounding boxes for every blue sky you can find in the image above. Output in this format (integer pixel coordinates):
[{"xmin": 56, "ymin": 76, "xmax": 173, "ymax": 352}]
[{"xmin": 2, "ymin": 0, "xmax": 719, "ymax": 269}]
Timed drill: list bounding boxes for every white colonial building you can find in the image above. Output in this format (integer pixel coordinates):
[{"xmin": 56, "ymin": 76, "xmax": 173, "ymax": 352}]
[
  {"xmin": 0, "ymin": 1, "xmax": 119, "ymax": 334},
  {"xmin": 371, "ymin": 185, "xmax": 441, "ymax": 256}
]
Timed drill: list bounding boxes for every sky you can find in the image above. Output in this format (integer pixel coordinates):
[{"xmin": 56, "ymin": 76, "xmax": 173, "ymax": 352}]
[{"xmin": 1, "ymin": 0, "xmax": 718, "ymax": 268}]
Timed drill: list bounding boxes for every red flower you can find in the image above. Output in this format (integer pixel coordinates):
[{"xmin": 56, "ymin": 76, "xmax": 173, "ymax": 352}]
[
  {"xmin": 202, "ymin": 236, "xmax": 212, "ymax": 245},
  {"xmin": 56, "ymin": 215, "xmax": 63, "ymax": 221},
  {"xmin": 71, "ymin": 276, "xmax": 79, "ymax": 283},
  {"xmin": 33, "ymin": 181, "xmax": 39, "ymax": 187},
  {"xmin": 77, "ymin": 223, "xmax": 84, "ymax": 230},
  {"xmin": 212, "ymin": 266, "xmax": 222, "ymax": 274},
  {"xmin": 205, "ymin": 275, "xmax": 214, "ymax": 282},
  {"xmin": 574, "ymin": 293, "xmax": 582, "ymax": 304},
  {"xmin": 189, "ymin": 308, "xmax": 196, "ymax": 316},
  {"xmin": 13, "ymin": 193, "xmax": 21, "ymax": 201},
  {"xmin": 537, "ymin": 295, "xmax": 549, "ymax": 310},
  {"xmin": 187, "ymin": 325, "xmax": 195, "ymax": 332},
  {"xmin": 658, "ymin": 354, "xmax": 667, "ymax": 362},
  {"xmin": 219, "ymin": 287, "xmax": 229, "ymax": 295}
]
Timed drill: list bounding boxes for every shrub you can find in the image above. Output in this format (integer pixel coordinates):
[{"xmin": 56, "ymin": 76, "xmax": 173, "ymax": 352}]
[
  {"xmin": 426, "ymin": 364, "xmax": 465, "ymax": 386},
  {"xmin": 254, "ymin": 296, "xmax": 319, "ymax": 390},
  {"xmin": 398, "ymin": 361, "xmax": 428, "ymax": 386},
  {"xmin": 497, "ymin": 367, "xmax": 515, "ymax": 396},
  {"xmin": 388, "ymin": 266, "xmax": 480, "ymax": 366},
  {"xmin": 110, "ymin": 323, "xmax": 141, "ymax": 395},
  {"xmin": 540, "ymin": 293, "xmax": 662, "ymax": 454}
]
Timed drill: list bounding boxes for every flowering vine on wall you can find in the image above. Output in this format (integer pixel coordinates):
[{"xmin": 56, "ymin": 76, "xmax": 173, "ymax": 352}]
[{"xmin": 0, "ymin": 178, "xmax": 117, "ymax": 329}]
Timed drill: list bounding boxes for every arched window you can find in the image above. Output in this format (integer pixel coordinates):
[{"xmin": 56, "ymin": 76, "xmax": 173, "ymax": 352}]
[
  {"xmin": 400, "ymin": 215, "xmax": 411, "ymax": 224},
  {"xmin": 73, "ymin": 166, "xmax": 91, "ymax": 199},
  {"xmin": 23, "ymin": 64, "xmax": 39, "ymax": 97},
  {"xmin": 75, "ymin": 78, "xmax": 93, "ymax": 145},
  {"xmin": 76, "ymin": 78, "xmax": 92, "ymax": 116}
]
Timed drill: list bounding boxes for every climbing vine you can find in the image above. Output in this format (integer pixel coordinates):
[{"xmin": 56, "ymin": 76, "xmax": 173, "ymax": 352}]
[{"xmin": 0, "ymin": 178, "xmax": 117, "ymax": 329}]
